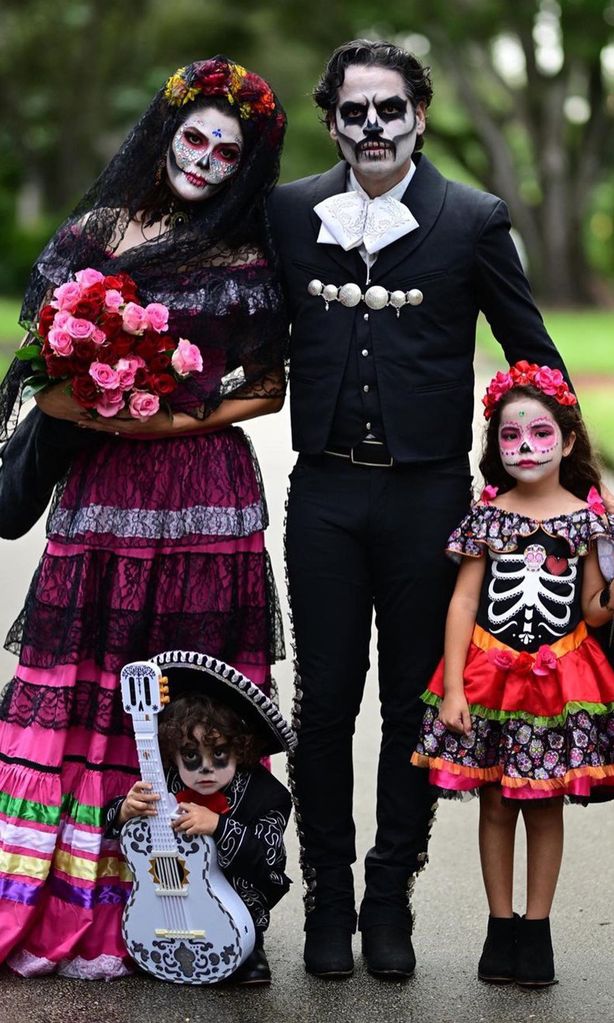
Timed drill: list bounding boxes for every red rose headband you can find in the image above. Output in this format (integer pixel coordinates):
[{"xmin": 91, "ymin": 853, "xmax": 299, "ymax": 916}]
[
  {"xmin": 164, "ymin": 59, "xmax": 277, "ymax": 122},
  {"xmin": 482, "ymin": 360, "xmax": 576, "ymax": 420}
]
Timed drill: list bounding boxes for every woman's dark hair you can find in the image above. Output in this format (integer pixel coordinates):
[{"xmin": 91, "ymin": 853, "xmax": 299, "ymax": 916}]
[
  {"xmin": 313, "ymin": 38, "xmax": 433, "ymax": 151},
  {"xmin": 479, "ymin": 384, "xmax": 602, "ymax": 500},
  {"xmin": 158, "ymin": 694, "xmax": 265, "ymax": 769}
]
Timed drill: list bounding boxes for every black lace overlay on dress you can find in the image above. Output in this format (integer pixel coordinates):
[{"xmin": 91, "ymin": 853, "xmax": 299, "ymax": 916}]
[{"xmin": 0, "ymin": 676, "xmax": 132, "ymax": 736}]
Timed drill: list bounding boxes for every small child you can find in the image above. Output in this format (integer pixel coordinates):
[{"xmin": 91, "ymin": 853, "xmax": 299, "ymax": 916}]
[
  {"xmin": 105, "ymin": 651, "xmax": 296, "ymax": 985},
  {"xmin": 412, "ymin": 362, "xmax": 614, "ymax": 988}
]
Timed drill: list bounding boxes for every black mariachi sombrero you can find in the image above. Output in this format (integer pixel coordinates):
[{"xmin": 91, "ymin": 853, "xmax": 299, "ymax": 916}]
[{"xmin": 149, "ymin": 649, "xmax": 296, "ymax": 756}]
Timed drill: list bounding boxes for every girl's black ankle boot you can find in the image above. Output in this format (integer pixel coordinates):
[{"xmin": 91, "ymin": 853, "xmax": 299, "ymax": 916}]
[
  {"xmin": 515, "ymin": 916, "xmax": 557, "ymax": 988},
  {"xmin": 477, "ymin": 915, "xmax": 517, "ymax": 983}
]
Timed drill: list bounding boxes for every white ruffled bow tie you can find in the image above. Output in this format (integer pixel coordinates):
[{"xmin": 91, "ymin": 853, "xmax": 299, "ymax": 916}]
[{"xmin": 314, "ymin": 190, "xmax": 419, "ymax": 255}]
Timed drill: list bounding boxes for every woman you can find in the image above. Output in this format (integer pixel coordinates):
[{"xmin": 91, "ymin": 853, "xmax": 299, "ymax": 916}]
[{"xmin": 0, "ymin": 57, "xmax": 287, "ymax": 979}]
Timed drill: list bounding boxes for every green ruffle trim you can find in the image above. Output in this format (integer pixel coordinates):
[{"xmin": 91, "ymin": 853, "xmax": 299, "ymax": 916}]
[{"xmin": 420, "ymin": 689, "xmax": 614, "ymax": 728}]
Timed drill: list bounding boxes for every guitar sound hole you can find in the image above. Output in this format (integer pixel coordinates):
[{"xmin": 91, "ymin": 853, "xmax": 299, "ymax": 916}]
[{"xmin": 149, "ymin": 856, "xmax": 188, "ymax": 889}]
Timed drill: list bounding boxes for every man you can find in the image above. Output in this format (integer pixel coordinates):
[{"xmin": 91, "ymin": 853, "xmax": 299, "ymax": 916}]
[{"xmin": 268, "ymin": 39, "xmax": 571, "ymax": 980}]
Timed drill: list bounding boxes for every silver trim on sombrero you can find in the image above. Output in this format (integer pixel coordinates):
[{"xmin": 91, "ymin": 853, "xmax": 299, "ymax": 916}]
[{"xmin": 150, "ymin": 649, "xmax": 297, "ymax": 753}]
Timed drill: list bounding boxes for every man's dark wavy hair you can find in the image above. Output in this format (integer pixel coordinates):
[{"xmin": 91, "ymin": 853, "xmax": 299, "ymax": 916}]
[{"xmin": 313, "ymin": 38, "xmax": 433, "ymax": 151}]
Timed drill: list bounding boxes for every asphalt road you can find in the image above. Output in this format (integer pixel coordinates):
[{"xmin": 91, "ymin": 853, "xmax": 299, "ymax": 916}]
[{"xmin": 0, "ymin": 402, "xmax": 613, "ymax": 1023}]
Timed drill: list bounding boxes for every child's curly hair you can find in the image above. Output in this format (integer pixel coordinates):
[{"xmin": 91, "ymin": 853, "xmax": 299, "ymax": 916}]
[{"xmin": 158, "ymin": 694, "xmax": 265, "ymax": 769}]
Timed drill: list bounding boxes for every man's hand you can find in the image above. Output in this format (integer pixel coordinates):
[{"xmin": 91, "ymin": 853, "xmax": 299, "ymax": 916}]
[
  {"xmin": 118, "ymin": 781, "xmax": 160, "ymax": 825},
  {"xmin": 438, "ymin": 693, "xmax": 472, "ymax": 736},
  {"xmin": 171, "ymin": 802, "xmax": 219, "ymax": 837}
]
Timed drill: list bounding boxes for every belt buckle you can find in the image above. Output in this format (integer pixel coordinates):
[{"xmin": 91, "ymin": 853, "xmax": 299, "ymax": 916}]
[{"xmin": 350, "ymin": 441, "xmax": 394, "ymax": 468}]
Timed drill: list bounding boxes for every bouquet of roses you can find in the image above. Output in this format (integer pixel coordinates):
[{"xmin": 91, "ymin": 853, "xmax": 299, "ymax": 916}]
[{"xmin": 16, "ymin": 267, "xmax": 203, "ymax": 419}]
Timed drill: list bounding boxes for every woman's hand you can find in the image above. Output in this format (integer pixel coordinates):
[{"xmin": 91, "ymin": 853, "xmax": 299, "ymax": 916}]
[
  {"xmin": 438, "ymin": 693, "xmax": 472, "ymax": 735},
  {"xmin": 118, "ymin": 781, "xmax": 160, "ymax": 825},
  {"xmin": 34, "ymin": 382, "xmax": 85, "ymax": 423},
  {"xmin": 76, "ymin": 410, "xmax": 194, "ymax": 439},
  {"xmin": 171, "ymin": 802, "xmax": 219, "ymax": 837}
]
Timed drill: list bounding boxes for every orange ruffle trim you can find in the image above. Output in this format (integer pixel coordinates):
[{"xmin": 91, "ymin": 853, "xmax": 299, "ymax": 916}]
[{"xmin": 411, "ymin": 752, "xmax": 614, "ymax": 791}]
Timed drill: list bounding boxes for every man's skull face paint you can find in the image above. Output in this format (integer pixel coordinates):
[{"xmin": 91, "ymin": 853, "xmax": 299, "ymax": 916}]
[
  {"xmin": 166, "ymin": 105, "xmax": 243, "ymax": 202},
  {"xmin": 498, "ymin": 397, "xmax": 573, "ymax": 484},
  {"xmin": 175, "ymin": 727, "xmax": 237, "ymax": 794},
  {"xmin": 330, "ymin": 66, "xmax": 424, "ymax": 181}
]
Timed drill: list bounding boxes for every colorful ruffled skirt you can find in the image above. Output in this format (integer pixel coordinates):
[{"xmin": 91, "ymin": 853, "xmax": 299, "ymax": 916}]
[
  {"xmin": 412, "ymin": 622, "xmax": 614, "ymax": 800},
  {"xmin": 0, "ymin": 426, "xmax": 283, "ymax": 978}
]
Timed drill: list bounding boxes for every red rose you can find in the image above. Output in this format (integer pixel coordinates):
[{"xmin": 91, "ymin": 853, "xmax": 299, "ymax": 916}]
[
  {"xmin": 38, "ymin": 304, "xmax": 56, "ymax": 338},
  {"xmin": 108, "ymin": 332, "xmax": 136, "ymax": 357},
  {"xmin": 104, "ymin": 274, "xmax": 126, "ymax": 291},
  {"xmin": 44, "ymin": 354, "xmax": 70, "ymax": 378},
  {"xmin": 73, "ymin": 297, "xmax": 103, "ymax": 320},
  {"xmin": 71, "ymin": 375, "xmax": 99, "ymax": 409},
  {"xmin": 135, "ymin": 367, "xmax": 150, "ymax": 388},
  {"xmin": 150, "ymin": 372, "xmax": 177, "ymax": 396},
  {"xmin": 98, "ymin": 313, "xmax": 123, "ymax": 339},
  {"xmin": 136, "ymin": 334, "xmax": 161, "ymax": 360},
  {"xmin": 158, "ymin": 335, "xmax": 177, "ymax": 353},
  {"xmin": 149, "ymin": 352, "xmax": 171, "ymax": 372},
  {"xmin": 72, "ymin": 338, "xmax": 97, "ymax": 363}
]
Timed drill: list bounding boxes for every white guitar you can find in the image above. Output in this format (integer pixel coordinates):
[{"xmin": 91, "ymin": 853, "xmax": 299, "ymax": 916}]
[{"xmin": 119, "ymin": 660, "xmax": 255, "ymax": 984}]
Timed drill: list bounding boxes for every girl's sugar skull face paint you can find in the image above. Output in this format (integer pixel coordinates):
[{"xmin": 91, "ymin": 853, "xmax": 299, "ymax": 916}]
[
  {"xmin": 166, "ymin": 106, "xmax": 243, "ymax": 202},
  {"xmin": 175, "ymin": 726, "xmax": 237, "ymax": 794},
  {"xmin": 498, "ymin": 397, "xmax": 573, "ymax": 483}
]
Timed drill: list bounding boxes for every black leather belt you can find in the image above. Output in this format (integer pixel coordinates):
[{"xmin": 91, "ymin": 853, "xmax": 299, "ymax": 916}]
[{"xmin": 323, "ymin": 439, "xmax": 395, "ymax": 468}]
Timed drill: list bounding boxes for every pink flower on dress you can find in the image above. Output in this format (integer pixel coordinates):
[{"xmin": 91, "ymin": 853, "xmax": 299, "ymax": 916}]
[
  {"xmin": 480, "ymin": 484, "xmax": 499, "ymax": 504},
  {"xmin": 89, "ymin": 362, "xmax": 120, "ymax": 390},
  {"xmin": 52, "ymin": 281, "xmax": 82, "ymax": 311},
  {"xmin": 532, "ymin": 645, "xmax": 557, "ymax": 676},
  {"xmin": 94, "ymin": 388, "xmax": 125, "ymax": 418},
  {"xmin": 122, "ymin": 302, "xmax": 148, "ymax": 335},
  {"xmin": 144, "ymin": 303, "xmax": 169, "ymax": 333},
  {"xmin": 533, "ymin": 366, "xmax": 564, "ymax": 395},
  {"xmin": 587, "ymin": 486, "xmax": 606, "ymax": 517},
  {"xmin": 171, "ymin": 338, "xmax": 203, "ymax": 376},
  {"xmin": 74, "ymin": 268, "xmax": 105, "ymax": 288},
  {"xmin": 487, "ymin": 648, "xmax": 515, "ymax": 671},
  {"xmin": 47, "ymin": 328, "xmax": 74, "ymax": 357},
  {"xmin": 129, "ymin": 391, "xmax": 160, "ymax": 419}
]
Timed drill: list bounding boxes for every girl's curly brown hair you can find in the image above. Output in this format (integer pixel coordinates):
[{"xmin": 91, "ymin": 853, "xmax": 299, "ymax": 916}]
[
  {"xmin": 158, "ymin": 694, "xmax": 265, "ymax": 769},
  {"xmin": 479, "ymin": 384, "xmax": 602, "ymax": 500}
]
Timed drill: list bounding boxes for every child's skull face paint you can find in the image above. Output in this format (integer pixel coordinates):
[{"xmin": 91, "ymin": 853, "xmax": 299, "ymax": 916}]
[
  {"xmin": 330, "ymin": 65, "xmax": 425, "ymax": 181},
  {"xmin": 166, "ymin": 106, "xmax": 243, "ymax": 202},
  {"xmin": 498, "ymin": 397, "xmax": 573, "ymax": 484},
  {"xmin": 175, "ymin": 727, "xmax": 237, "ymax": 794}
]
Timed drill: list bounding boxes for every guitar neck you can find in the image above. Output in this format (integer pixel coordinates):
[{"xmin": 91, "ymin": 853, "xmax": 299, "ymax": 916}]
[{"xmin": 134, "ymin": 725, "xmax": 176, "ymax": 849}]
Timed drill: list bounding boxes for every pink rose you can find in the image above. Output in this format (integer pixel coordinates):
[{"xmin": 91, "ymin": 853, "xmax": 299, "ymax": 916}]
[
  {"xmin": 91, "ymin": 328, "xmax": 106, "ymax": 345},
  {"xmin": 52, "ymin": 310, "xmax": 71, "ymax": 328},
  {"xmin": 94, "ymin": 388, "xmax": 125, "ymax": 418},
  {"xmin": 144, "ymin": 303, "xmax": 169, "ymax": 333},
  {"xmin": 52, "ymin": 281, "xmax": 82, "ymax": 311},
  {"xmin": 104, "ymin": 289, "xmax": 123, "ymax": 313},
  {"xmin": 129, "ymin": 390, "xmax": 160, "ymax": 419},
  {"xmin": 122, "ymin": 302, "xmax": 148, "ymax": 335},
  {"xmin": 171, "ymin": 338, "xmax": 203, "ymax": 377},
  {"xmin": 47, "ymin": 328, "xmax": 74, "ymax": 357},
  {"xmin": 587, "ymin": 486, "xmax": 606, "ymax": 517},
  {"xmin": 533, "ymin": 366, "xmax": 564, "ymax": 396},
  {"xmin": 74, "ymin": 267, "xmax": 105, "ymax": 288},
  {"xmin": 480, "ymin": 484, "xmax": 499, "ymax": 504},
  {"xmin": 115, "ymin": 358, "xmax": 138, "ymax": 390},
  {"xmin": 487, "ymin": 648, "xmax": 515, "ymax": 671},
  {"xmin": 89, "ymin": 361, "xmax": 120, "ymax": 390},
  {"xmin": 532, "ymin": 645, "xmax": 557, "ymax": 676},
  {"xmin": 66, "ymin": 316, "xmax": 95, "ymax": 340}
]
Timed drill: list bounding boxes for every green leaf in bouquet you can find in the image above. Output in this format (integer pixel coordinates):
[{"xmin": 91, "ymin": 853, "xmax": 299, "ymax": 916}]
[
  {"xmin": 21, "ymin": 375, "xmax": 50, "ymax": 403},
  {"xmin": 15, "ymin": 344, "xmax": 43, "ymax": 362}
]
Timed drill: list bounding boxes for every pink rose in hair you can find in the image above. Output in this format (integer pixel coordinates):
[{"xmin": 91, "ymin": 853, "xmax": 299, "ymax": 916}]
[
  {"xmin": 144, "ymin": 303, "xmax": 169, "ymax": 333},
  {"xmin": 74, "ymin": 268, "xmax": 105, "ymax": 288},
  {"xmin": 171, "ymin": 338, "xmax": 203, "ymax": 376},
  {"xmin": 66, "ymin": 317, "xmax": 95, "ymax": 340},
  {"xmin": 52, "ymin": 281, "xmax": 82, "ymax": 311},
  {"xmin": 533, "ymin": 366, "xmax": 564, "ymax": 395},
  {"xmin": 89, "ymin": 362, "xmax": 120, "ymax": 390},
  {"xmin": 94, "ymin": 388, "xmax": 125, "ymax": 418},
  {"xmin": 122, "ymin": 302, "xmax": 148, "ymax": 335},
  {"xmin": 129, "ymin": 391, "xmax": 160, "ymax": 419},
  {"xmin": 47, "ymin": 328, "xmax": 74, "ymax": 357}
]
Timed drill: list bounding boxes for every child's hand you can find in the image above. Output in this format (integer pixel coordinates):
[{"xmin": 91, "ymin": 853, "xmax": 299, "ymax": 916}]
[
  {"xmin": 171, "ymin": 802, "xmax": 219, "ymax": 837},
  {"xmin": 118, "ymin": 781, "xmax": 160, "ymax": 825},
  {"xmin": 438, "ymin": 694, "xmax": 472, "ymax": 736}
]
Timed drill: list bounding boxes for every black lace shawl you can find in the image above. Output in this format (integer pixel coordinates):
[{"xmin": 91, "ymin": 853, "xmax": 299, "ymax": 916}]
[{"xmin": 0, "ymin": 57, "xmax": 288, "ymax": 438}]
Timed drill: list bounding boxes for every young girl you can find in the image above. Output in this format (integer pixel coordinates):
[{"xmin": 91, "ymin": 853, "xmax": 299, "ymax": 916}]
[
  {"xmin": 105, "ymin": 649, "xmax": 296, "ymax": 985},
  {"xmin": 412, "ymin": 361, "xmax": 614, "ymax": 988}
]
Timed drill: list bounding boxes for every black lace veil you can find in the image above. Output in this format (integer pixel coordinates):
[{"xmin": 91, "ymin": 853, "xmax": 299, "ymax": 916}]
[{"xmin": 0, "ymin": 57, "xmax": 288, "ymax": 438}]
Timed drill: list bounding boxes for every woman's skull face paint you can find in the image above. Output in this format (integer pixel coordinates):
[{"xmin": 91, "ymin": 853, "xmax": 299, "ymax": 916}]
[
  {"xmin": 498, "ymin": 397, "xmax": 573, "ymax": 484},
  {"xmin": 166, "ymin": 105, "xmax": 243, "ymax": 202},
  {"xmin": 175, "ymin": 727, "xmax": 237, "ymax": 794},
  {"xmin": 330, "ymin": 65, "xmax": 424, "ymax": 181}
]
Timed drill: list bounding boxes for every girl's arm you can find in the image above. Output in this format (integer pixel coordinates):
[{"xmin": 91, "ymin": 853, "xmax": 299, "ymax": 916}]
[
  {"xmin": 582, "ymin": 546, "xmax": 614, "ymax": 627},
  {"xmin": 438, "ymin": 555, "xmax": 487, "ymax": 735}
]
